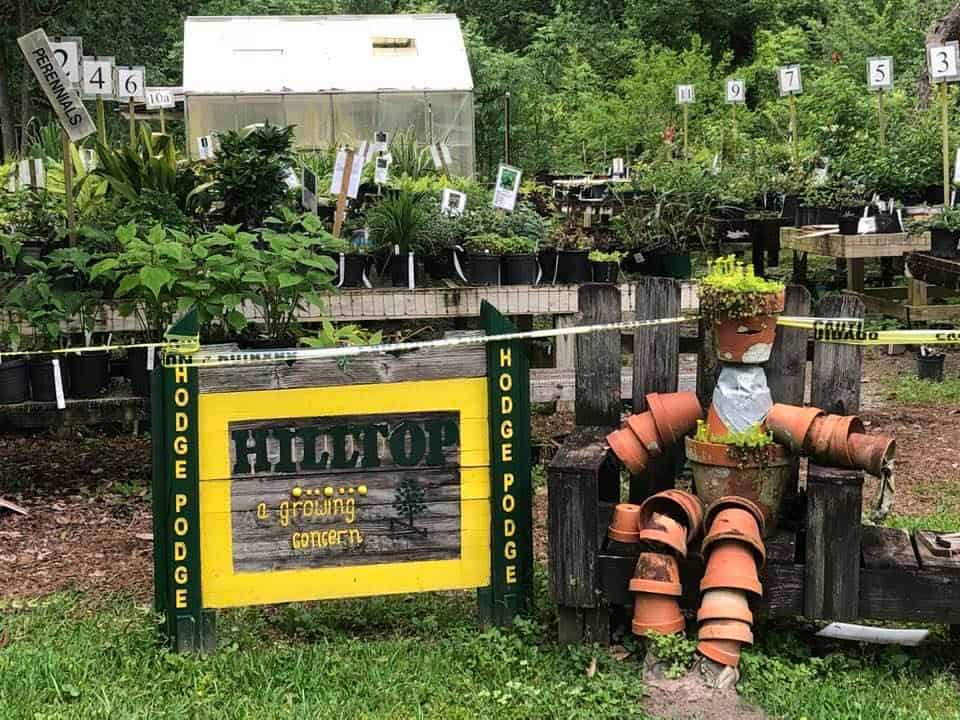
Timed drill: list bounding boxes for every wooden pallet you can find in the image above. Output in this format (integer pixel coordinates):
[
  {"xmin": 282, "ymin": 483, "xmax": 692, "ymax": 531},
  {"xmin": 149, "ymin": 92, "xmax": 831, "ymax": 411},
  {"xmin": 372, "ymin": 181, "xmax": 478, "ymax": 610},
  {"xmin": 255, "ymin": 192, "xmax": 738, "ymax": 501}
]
[{"xmin": 780, "ymin": 227, "xmax": 931, "ymax": 259}]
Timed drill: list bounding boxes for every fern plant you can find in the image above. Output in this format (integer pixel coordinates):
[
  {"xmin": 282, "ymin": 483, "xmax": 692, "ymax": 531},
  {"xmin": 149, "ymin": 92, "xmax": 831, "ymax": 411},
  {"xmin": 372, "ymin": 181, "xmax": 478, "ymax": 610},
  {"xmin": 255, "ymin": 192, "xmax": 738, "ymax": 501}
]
[{"xmin": 367, "ymin": 189, "xmax": 429, "ymax": 254}]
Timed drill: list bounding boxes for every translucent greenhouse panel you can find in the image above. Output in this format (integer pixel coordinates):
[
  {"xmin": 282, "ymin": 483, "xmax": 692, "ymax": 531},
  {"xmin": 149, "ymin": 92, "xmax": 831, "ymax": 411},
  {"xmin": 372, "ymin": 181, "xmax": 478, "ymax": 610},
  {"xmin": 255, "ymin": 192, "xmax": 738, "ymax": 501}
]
[
  {"xmin": 285, "ymin": 95, "xmax": 334, "ymax": 149},
  {"xmin": 377, "ymin": 92, "xmax": 428, "ymax": 143},
  {"xmin": 427, "ymin": 91, "xmax": 475, "ymax": 177},
  {"xmin": 236, "ymin": 95, "xmax": 286, "ymax": 130},
  {"xmin": 186, "ymin": 96, "xmax": 238, "ymax": 159},
  {"xmin": 331, "ymin": 93, "xmax": 378, "ymax": 147}
]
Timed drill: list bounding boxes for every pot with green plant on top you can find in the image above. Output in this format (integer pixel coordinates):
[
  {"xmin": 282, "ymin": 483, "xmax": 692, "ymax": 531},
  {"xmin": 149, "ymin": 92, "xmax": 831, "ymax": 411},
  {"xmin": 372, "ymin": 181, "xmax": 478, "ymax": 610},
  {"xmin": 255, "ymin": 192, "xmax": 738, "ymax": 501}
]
[
  {"xmin": 500, "ymin": 236, "xmax": 539, "ymax": 285},
  {"xmin": 367, "ymin": 188, "xmax": 429, "ymax": 288},
  {"xmin": 550, "ymin": 223, "xmax": 592, "ymax": 284},
  {"xmin": 461, "ymin": 234, "xmax": 503, "ymax": 285},
  {"xmin": 699, "ymin": 255, "xmax": 785, "ymax": 364},
  {"xmin": 911, "ymin": 207, "xmax": 960, "ymax": 259},
  {"xmin": 589, "ymin": 250, "xmax": 623, "ymax": 283}
]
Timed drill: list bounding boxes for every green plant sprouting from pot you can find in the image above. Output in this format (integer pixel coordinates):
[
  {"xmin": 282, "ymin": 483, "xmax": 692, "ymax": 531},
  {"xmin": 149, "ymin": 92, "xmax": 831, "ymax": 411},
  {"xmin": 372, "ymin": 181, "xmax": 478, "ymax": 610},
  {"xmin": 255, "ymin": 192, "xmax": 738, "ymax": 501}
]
[
  {"xmin": 910, "ymin": 207, "xmax": 960, "ymax": 234},
  {"xmin": 699, "ymin": 255, "xmax": 784, "ymax": 320},
  {"xmin": 694, "ymin": 419, "xmax": 773, "ymax": 448},
  {"xmin": 588, "ymin": 250, "xmax": 625, "ymax": 263},
  {"xmin": 643, "ymin": 631, "xmax": 698, "ymax": 679},
  {"xmin": 367, "ymin": 189, "xmax": 429, "ymax": 254}
]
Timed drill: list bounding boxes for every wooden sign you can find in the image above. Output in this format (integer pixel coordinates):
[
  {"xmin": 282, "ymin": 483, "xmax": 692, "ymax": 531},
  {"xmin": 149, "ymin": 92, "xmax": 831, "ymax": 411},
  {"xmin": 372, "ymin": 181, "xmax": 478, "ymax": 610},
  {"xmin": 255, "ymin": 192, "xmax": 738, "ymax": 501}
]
[
  {"xmin": 151, "ymin": 303, "xmax": 533, "ymax": 652},
  {"xmin": 81, "ymin": 56, "xmax": 114, "ymax": 99},
  {"xmin": 867, "ymin": 56, "xmax": 894, "ymax": 91},
  {"xmin": 50, "ymin": 36, "xmax": 82, "ymax": 88},
  {"xmin": 928, "ymin": 42, "xmax": 960, "ymax": 83},
  {"xmin": 115, "ymin": 66, "xmax": 146, "ymax": 101},
  {"xmin": 778, "ymin": 64, "xmax": 803, "ymax": 96},
  {"xmin": 726, "ymin": 79, "xmax": 746, "ymax": 104}
]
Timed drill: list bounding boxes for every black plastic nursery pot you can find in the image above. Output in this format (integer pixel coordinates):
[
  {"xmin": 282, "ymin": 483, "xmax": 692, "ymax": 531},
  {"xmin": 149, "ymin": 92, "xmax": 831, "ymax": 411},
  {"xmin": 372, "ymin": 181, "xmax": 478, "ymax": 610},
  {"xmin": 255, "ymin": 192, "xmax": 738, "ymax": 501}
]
[
  {"xmin": 917, "ymin": 352, "xmax": 945, "ymax": 382},
  {"xmin": 838, "ymin": 216, "xmax": 860, "ymax": 235},
  {"xmin": 537, "ymin": 248, "xmax": 559, "ymax": 284},
  {"xmin": 0, "ymin": 358, "xmax": 30, "ymax": 405},
  {"xmin": 28, "ymin": 357, "xmax": 69, "ymax": 403},
  {"xmin": 336, "ymin": 254, "xmax": 370, "ymax": 288},
  {"xmin": 926, "ymin": 184, "xmax": 947, "ymax": 205},
  {"xmin": 656, "ymin": 252, "xmax": 692, "ymax": 279},
  {"xmin": 14, "ymin": 244, "xmax": 43, "ymax": 275},
  {"xmin": 875, "ymin": 212, "xmax": 901, "ymax": 234},
  {"xmin": 466, "ymin": 253, "xmax": 501, "ymax": 285},
  {"xmin": 930, "ymin": 229, "xmax": 960, "ymax": 259},
  {"xmin": 555, "ymin": 250, "xmax": 591, "ymax": 284},
  {"xmin": 591, "ymin": 260, "xmax": 619, "ymax": 284},
  {"xmin": 67, "ymin": 351, "xmax": 110, "ymax": 399},
  {"xmin": 128, "ymin": 346, "xmax": 160, "ymax": 398},
  {"xmin": 389, "ymin": 252, "xmax": 418, "ymax": 288},
  {"xmin": 501, "ymin": 254, "xmax": 539, "ymax": 285},
  {"xmin": 424, "ymin": 252, "xmax": 456, "ymax": 281}
]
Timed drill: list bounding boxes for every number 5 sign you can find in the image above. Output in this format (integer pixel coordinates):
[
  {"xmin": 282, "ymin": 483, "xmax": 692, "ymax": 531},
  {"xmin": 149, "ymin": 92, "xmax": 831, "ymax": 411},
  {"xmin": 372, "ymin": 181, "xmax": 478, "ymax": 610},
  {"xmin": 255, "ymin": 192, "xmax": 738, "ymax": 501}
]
[
  {"xmin": 115, "ymin": 66, "xmax": 146, "ymax": 101},
  {"xmin": 726, "ymin": 79, "xmax": 746, "ymax": 104},
  {"xmin": 928, "ymin": 42, "xmax": 960, "ymax": 83},
  {"xmin": 778, "ymin": 65, "xmax": 803, "ymax": 96},
  {"xmin": 867, "ymin": 56, "xmax": 894, "ymax": 90},
  {"xmin": 676, "ymin": 84, "xmax": 695, "ymax": 104}
]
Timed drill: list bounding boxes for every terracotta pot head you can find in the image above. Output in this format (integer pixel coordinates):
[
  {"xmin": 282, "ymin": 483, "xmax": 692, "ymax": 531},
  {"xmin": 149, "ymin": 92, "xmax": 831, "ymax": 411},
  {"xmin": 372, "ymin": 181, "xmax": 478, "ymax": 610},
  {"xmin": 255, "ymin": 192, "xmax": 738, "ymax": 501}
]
[
  {"xmin": 606, "ymin": 427, "xmax": 650, "ymax": 475},
  {"xmin": 701, "ymin": 539, "xmax": 763, "ymax": 596},
  {"xmin": 639, "ymin": 489, "xmax": 705, "ymax": 543},
  {"xmin": 646, "ymin": 391, "xmax": 703, "ymax": 445},
  {"xmin": 697, "ymin": 589, "xmax": 754, "ymax": 624},
  {"xmin": 764, "ymin": 404, "xmax": 824, "ymax": 454},
  {"xmin": 632, "ymin": 592, "xmax": 685, "ymax": 635},
  {"xmin": 847, "ymin": 433, "xmax": 896, "ymax": 477},
  {"xmin": 713, "ymin": 289, "xmax": 784, "ymax": 364},
  {"xmin": 698, "ymin": 639, "xmax": 742, "ymax": 667},
  {"xmin": 608, "ymin": 503, "xmax": 643, "ymax": 544},
  {"xmin": 698, "ymin": 618, "xmax": 754, "ymax": 645},
  {"xmin": 703, "ymin": 507, "xmax": 766, "ymax": 564},
  {"xmin": 626, "ymin": 411, "xmax": 663, "ymax": 457},
  {"xmin": 637, "ymin": 511, "xmax": 688, "ymax": 558},
  {"xmin": 629, "ymin": 551, "xmax": 682, "ymax": 596}
]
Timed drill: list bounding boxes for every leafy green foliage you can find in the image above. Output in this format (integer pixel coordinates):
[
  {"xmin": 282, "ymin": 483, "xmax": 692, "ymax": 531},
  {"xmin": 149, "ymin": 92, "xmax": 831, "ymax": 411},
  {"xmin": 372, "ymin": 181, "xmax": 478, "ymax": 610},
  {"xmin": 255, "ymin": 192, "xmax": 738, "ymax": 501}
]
[
  {"xmin": 588, "ymin": 250, "xmax": 624, "ymax": 263},
  {"xmin": 366, "ymin": 189, "xmax": 430, "ymax": 254},
  {"xmin": 886, "ymin": 374, "xmax": 960, "ymax": 405},
  {"xmin": 911, "ymin": 207, "xmax": 960, "ymax": 233},
  {"xmin": 644, "ymin": 631, "xmax": 698, "ymax": 679},
  {"xmin": 695, "ymin": 419, "xmax": 774, "ymax": 448},
  {"xmin": 301, "ymin": 320, "xmax": 383, "ymax": 349},
  {"xmin": 699, "ymin": 255, "xmax": 785, "ymax": 319}
]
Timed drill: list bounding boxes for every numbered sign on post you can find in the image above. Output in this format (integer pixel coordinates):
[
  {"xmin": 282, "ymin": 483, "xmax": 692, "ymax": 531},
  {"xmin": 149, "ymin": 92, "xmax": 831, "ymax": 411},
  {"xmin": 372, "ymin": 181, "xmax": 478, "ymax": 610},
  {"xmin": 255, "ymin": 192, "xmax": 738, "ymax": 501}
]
[
  {"xmin": 928, "ymin": 42, "xmax": 960, "ymax": 83},
  {"xmin": 676, "ymin": 84, "xmax": 695, "ymax": 104},
  {"xmin": 867, "ymin": 56, "xmax": 894, "ymax": 91},
  {"xmin": 115, "ymin": 66, "xmax": 145, "ymax": 101},
  {"xmin": 82, "ymin": 56, "xmax": 114, "ymax": 99},
  {"xmin": 726, "ymin": 79, "xmax": 746, "ymax": 104},
  {"xmin": 145, "ymin": 87, "xmax": 175, "ymax": 110},
  {"xmin": 778, "ymin": 65, "xmax": 803, "ymax": 96},
  {"xmin": 50, "ymin": 37, "xmax": 82, "ymax": 88}
]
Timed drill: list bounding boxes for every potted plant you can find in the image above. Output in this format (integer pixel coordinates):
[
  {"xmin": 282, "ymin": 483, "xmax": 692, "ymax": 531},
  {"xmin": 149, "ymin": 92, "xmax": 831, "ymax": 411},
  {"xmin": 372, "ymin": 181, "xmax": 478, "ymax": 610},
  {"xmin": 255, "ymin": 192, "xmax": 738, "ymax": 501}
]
[
  {"xmin": 911, "ymin": 207, "xmax": 960, "ymax": 259},
  {"xmin": 461, "ymin": 234, "xmax": 503, "ymax": 285},
  {"xmin": 0, "ymin": 273, "xmax": 28, "ymax": 404},
  {"xmin": 589, "ymin": 250, "xmax": 624, "ymax": 283},
  {"xmin": 551, "ymin": 223, "xmax": 592, "ymax": 284},
  {"xmin": 367, "ymin": 189, "xmax": 428, "ymax": 288},
  {"xmin": 699, "ymin": 256, "xmax": 785, "ymax": 364},
  {"xmin": 500, "ymin": 236, "xmax": 539, "ymax": 285}
]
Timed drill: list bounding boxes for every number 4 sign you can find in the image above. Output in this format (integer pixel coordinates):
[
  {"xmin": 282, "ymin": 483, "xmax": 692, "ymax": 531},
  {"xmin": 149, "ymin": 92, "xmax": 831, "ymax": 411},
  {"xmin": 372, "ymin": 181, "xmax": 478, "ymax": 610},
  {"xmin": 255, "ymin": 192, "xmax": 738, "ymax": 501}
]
[
  {"xmin": 778, "ymin": 65, "xmax": 803, "ymax": 96},
  {"xmin": 115, "ymin": 66, "xmax": 145, "ymax": 101},
  {"xmin": 928, "ymin": 42, "xmax": 960, "ymax": 83},
  {"xmin": 676, "ymin": 84, "xmax": 695, "ymax": 104},
  {"xmin": 82, "ymin": 56, "xmax": 114, "ymax": 99},
  {"xmin": 726, "ymin": 79, "xmax": 746, "ymax": 104},
  {"xmin": 867, "ymin": 57, "xmax": 894, "ymax": 90}
]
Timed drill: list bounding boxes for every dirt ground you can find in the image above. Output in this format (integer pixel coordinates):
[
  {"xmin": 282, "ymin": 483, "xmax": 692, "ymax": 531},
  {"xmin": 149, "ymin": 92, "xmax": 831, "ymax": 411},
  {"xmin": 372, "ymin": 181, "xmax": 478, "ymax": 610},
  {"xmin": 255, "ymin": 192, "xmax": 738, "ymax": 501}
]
[{"xmin": 1, "ymin": 350, "xmax": 958, "ymax": 604}]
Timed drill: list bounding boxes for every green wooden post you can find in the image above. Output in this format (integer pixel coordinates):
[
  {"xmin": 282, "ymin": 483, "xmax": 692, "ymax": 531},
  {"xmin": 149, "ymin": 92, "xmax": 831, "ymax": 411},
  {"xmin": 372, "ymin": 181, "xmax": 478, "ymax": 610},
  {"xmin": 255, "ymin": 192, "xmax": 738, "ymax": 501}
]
[{"xmin": 478, "ymin": 301, "xmax": 534, "ymax": 625}]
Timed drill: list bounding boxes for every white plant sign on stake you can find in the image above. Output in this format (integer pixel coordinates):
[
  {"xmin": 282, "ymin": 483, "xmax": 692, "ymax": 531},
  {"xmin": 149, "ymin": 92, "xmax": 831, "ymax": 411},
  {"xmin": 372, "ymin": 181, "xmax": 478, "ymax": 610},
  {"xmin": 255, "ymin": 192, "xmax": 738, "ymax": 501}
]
[
  {"xmin": 374, "ymin": 154, "xmax": 391, "ymax": 185},
  {"xmin": 676, "ymin": 84, "xmax": 695, "ymax": 104},
  {"xmin": 197, "ymin": 135, "xmax": 215, "ymax": 160},
  {"xmin": 346, "ymin": 141, "xmax": 367, "ymax": 199},
  {"xmin": 50, "ymin": 36, "xmax": 82, "ymax": 88},
  {"xmin": 145, "ymin": 87, "xmax": 175, "ymax": 109},
  {"xmin": 441, "ymin": 188, "xmax": 467, "ymax": 217},
  {"xmin": 81, "ymin": 56, "xmax": 114, "ymax": 99},
  {"xmin": 372, "ymin": 130, "xmax": 389, "ymax": 154},
  {"xmin": 115, "ymin": 66, "xmax": 145, "ymax": 101},
  {"xmin": 302, "ymin": 166, "xmax": 317, "ymax": 212},
  {"xmin": 867, "ymin": 56, "xmax": 894, "ymax": 91},
  {"xmin": 493, "ymin": 164, "xmax": 522, "ymax": 212},
  {"xmin": 928, "ymin": 42, "xmax": 960, "ymax": 83},
  {"xmin": 726, "ymin": 79, "xmax": 746, "ymax": 104},
  {"xmin": 778, "ymin": 64, "xmax": 803, "ymax": 96}
]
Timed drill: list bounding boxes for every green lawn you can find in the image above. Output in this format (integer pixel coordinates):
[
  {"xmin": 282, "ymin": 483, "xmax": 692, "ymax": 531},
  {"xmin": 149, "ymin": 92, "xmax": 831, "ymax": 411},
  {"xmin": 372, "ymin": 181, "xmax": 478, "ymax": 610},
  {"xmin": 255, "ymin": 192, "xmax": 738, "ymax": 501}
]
[{"xmin": 3, "ymin": 580, "xmax": 960, "ymax": 720}]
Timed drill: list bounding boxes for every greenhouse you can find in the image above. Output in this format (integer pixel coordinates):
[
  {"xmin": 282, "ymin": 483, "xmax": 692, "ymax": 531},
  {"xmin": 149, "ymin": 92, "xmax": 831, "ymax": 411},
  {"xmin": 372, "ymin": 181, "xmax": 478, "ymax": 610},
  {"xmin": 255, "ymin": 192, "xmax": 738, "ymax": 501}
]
[{"xmin": 182, "ymin": 14, "xmax": 476, "ymax": 175}]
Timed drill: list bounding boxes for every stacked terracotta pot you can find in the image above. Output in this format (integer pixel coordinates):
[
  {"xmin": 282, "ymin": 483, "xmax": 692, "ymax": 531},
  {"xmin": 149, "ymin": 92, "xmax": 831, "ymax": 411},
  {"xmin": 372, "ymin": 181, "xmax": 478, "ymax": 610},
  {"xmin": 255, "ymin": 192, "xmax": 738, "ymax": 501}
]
[
  {"xmin": 765, "ymin": 404, "xmax": 896, "ymax": 476},
  {"xmin": 606, "ymin": 392, "xmax": 703, "ymax": 475},
  {"xmin": 614, "ymin": 490, "xmax": 704, "ymax": 637},
  {"xmin": 696, "ymin": 497, "xmax": 766, "ymax": 667}
]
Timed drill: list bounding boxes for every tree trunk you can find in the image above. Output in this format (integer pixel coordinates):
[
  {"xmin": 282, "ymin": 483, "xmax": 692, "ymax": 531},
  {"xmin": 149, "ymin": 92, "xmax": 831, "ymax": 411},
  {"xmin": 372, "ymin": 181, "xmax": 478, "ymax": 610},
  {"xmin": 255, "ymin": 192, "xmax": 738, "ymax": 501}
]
[
  {"xmin": 0, "ymin": 48, "xmax": 16, "ymax": 161},
  {"xmin": 919, "ymin": 2, "xmax": 960, "ymax": 107},
  {"xmin": 18, "ymin": 0, "xmax": 32, "ymax": 150}
]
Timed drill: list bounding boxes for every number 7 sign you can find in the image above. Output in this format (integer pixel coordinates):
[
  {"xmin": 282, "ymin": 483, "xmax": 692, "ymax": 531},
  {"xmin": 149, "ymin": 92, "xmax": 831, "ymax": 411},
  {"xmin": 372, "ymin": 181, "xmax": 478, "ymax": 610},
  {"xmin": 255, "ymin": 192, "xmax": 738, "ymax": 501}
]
[
  {"xmin": 778, "ymin": 65, "xmax": 803, "ymax": 96},
  {"xmin": 928, "ymin": 42, "xmax": 960, "ymax": 83}
]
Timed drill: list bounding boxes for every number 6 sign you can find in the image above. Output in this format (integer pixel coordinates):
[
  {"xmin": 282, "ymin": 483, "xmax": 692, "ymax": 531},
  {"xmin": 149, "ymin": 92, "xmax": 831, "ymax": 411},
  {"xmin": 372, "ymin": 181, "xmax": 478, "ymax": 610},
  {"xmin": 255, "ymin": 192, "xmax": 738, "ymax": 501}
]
[
  {"xmin": 115, "ymin": 66, "xmax": 146, "ymax": 101},
  {"xmin": 928, "ymin": 42, "xmax": 960, "ymax": 83},
  {"xmin": 676, "ymin": 84, "xmax": 695, "ymax": 104},
  {"xmin": 778, "ymin": 65, "xmax": 803, "ymax": 96},
  {"xmin": 726, "ymin": 79, "xmax": 746, "ymax": 104},
  {"xmin": 867, "ymin": 57, "xmax": 894, "ymax": 90}
]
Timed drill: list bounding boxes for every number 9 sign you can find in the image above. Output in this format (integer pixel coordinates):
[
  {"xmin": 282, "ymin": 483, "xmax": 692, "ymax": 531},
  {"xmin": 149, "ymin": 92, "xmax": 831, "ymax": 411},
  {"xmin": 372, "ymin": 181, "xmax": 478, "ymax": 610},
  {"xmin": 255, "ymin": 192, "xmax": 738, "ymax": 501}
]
[
  {"xmin": 726, "ymin": 79, "xmax": 746, "ymax": 104},
  {"xmin": 778, "ymin": 65, "xmax": 803, "ymax": 96},
  {"xmin": 928, "ymin": 42, "xmax": 960, "ymax": 83},
  {"xmin": 115, "ymin": 66, "xmax": 146, "ymax": 101},
  {"xmin": 867, "ymin": 56, "xmax": 894, "ymax": 91}
]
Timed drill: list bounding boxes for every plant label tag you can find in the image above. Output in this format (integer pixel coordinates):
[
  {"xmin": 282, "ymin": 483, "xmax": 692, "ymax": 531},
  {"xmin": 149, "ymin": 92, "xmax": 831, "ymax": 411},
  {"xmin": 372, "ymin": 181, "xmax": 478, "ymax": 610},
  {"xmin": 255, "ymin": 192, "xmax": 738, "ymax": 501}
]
[
  {"xmin": 302, "ymin": 166, "xmax": 317, "ymax": 212},
  {"xmin": 372, "ymin": 130, "xmax": 389, "ymax": 154},
  {"xmin": 330, "ymin": 148, "xmax": 348, "ymax": 195},
  {"xmin": 50, "ymin": 36, "xmax": 82, "ymax": 88},
  {"xmin": 858, "ymin": 216, "xmax": 877, "ymax": 234},
  {"xmin": 146, "ymin": 348, "xmax": 155, "ymax": 371},
  {"xmin": 80, "ymin": 148, "xmax": 97, "ymax": 172},
  {"xmin": 726, "ymin": 79, "xmax": 746, "ymax": 104},
  {"xmin": 145, "ymin": 87, "xmax": 175, "ymax": 109},
  {"xmin": 115, "ymin": 65, "xmax": 145, "ymax": 101},
  {"xmin": 676, "ymin": 84, "xmax": 695, "ymax": 104},
  {"xmin": 346, "ymin": 141, "xmax": 367, "ymax": 199},
  {"xmin": 197, "ymin": 135, "xmax": 214, "ymax": 160},
  {"xmin": 778, "ymin": 65, "xmax": 803, "ymax": 96},
  {"xmin": 81, "ymin": 56, "xmax": 114, "ymax": 99},
  {"xmin": 493, "ymin": 164, "xmax": 521, "ymax": 212},
  {"xmin": 282, "ymin": 166, "xmax": 299, "ymax": 191},
  {"xmin": 867, "ymin": 56, "xmax": 894, "ymax": 90},
  {"xmin": 374, "ymin": 155, "xmax": 390, "ymax": 185},
  {"xmin": 441, "ymin": 188, "xmax": 467, "ymax": 217},
  {"xmin": 612, "ymin": 157, "xmax": 625, "ymax": 177},
  {"xmin": 52, "ymin": 359, "xmax": 65, "ymax": 410},
  {"xmin": 18, "ymin": 158, "xmax": 45, "ymax": 189},
  {"xmin": 430, "ymin": 144, "xmax": 443, "ymax": 170},
  {"xmin": 929, "ymin": 42, "xmax": 960, "ymax": 83}
]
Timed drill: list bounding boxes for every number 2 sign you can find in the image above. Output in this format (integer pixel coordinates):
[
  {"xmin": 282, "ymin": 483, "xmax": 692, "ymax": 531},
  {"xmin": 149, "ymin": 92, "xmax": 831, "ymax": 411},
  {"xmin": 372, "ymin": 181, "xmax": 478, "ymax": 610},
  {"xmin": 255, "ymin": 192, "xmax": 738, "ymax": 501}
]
[
  {"xmin": 115, "ymin": 66, "xmax": 146, "ymax": 101},
  {"xmin": 928, "ymin": 42, "xmax": 960, "ymax": 83},
  {"xmin": 726, "ymin": 79, "xmax": 746, "ymax": 104},
  {"xmin": 778, "ymin": 65, "xmax": 803, "ymax": 96},
  {"xmin": 81, "ymin": 56, "xmax": 114, "ymax": 99},
  {"xmin": 676, "ymin": 84, "xmax": 695, "ymax": 104},
  {"xmin": 49, "ymin": 37, "xmax": 82, "ymax": 88},
  {"xmin": 867, "ymin": 57, "xmax": 894, "ymax": 90}
]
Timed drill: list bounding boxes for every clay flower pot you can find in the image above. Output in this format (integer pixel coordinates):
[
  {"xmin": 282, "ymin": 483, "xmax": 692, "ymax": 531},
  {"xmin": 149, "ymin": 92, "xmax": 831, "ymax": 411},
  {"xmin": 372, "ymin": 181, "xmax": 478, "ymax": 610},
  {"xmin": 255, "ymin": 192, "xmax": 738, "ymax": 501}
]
[
  {"xmin": 697, "ymin": 589, "xmax": 754, "ymax": 624},
  {"xmin": 805, "ymin": 414, "xmax": 865, "ymax": 465},
  {"xmin": 685, "ymin": 436, "xmax": 792, "ymax": 536},
  {"xmin": 608, "ymin": 503, "xmax": 643, "ymax": 544},
  {"xmin": 764, "ymin": 403, "xmax": 824, "ymax": 454},
  {"xmin": 698, "ymin": 639, "xmax": 742, "ymax": 667},
  {"xmin": 714, "ymin": 289, "xmax": 785, "ymax": 364},
  {"xmin": 706, "ymin": 404, "xmax": 729, "ymax": 438},
  {"xmin": 847, "ymin": 433, "xmax": 896, "ymax": 477},
  {"xmin": 632, "ymin": 592, "xmax": 686, "ymax": 635},
  {"xmin": 701, "ymin": 539, "xmax": 763, "ymax": 596},
  {"xmin": 629, "ymin": 551, "xmax": 682, "ymax": 596},
  {"xmin": 606, "ymin": 427, "xmax": 650, "ymax": 475},
  {"xmin": 704, "ymin": 496, "xmax": 766, "ymax": 538},
  {"xmin": 646, "ymin": 391, "xmax": 703, "ymax": 445},
  {"xmin": 639, "ymin": 489, "xmax": 705, "ymax": 543},
  {"xmin": 698, "ymin": 618, "xmax": 754, "ymax": 645},
  {"xmin": 702, "ymin": 507, "xmax": 766, "ymax": 564},
  {"xmin": 626, "ymin": 411, "xmax": 664, "ymax": 457},
  {"xmin": 637, "ymin": 511, "xmax": 688, "ymax": 558}
]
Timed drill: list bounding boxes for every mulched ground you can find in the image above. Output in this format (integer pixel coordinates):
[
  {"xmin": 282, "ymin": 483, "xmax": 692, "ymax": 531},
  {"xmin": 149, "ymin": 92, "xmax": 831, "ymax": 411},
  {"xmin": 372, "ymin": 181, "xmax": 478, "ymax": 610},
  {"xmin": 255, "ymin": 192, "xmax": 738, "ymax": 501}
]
[{"xmin": 1, "ymin": 352, "xmax": 958, "ymax": 602}]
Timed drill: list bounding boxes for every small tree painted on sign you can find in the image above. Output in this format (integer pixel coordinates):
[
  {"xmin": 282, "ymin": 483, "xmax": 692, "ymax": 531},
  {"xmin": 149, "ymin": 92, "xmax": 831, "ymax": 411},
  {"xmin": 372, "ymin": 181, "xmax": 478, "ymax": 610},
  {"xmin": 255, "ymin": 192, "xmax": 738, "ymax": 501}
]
[{"xmin": 392, "ymin": 477, "xmax": 428, "ymax": 536}]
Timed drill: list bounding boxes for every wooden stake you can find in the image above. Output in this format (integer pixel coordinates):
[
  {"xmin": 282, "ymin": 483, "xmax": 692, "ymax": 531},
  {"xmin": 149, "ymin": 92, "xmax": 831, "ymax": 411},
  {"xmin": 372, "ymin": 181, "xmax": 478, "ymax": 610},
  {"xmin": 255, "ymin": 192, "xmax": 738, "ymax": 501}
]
[
  {"xmin": 332, "ymin": 149, "xmax": 354, "ymax": 238},
  {"xmin": 730, "ymin": 102, "xmax": 738, "ymax": 157},
  {"xmin": 877, "ymin": 89, "xmax": 886, "ymax": 148},
  {"xmin": 682, "ymin": 103, "xmax": 689, "ymax": 158},
  {"xmin": 942, "ymin": 82, "xmax": 951, "ymax": 207},
  {"xmin": 96, "ymin": 95, "xmax": 107, "ymax": 145},
  {"xmin": 61, "ymin": 128, "xmax": 76, "ymax": 246},
  {"xmin": 129, "ymin": 98, "xmax": 136, "ymax": 147},
  {"xmin": 504, "ymin": 92, "xmax": 511, "ymax": 165},
  {"xmin": 159, "ymin": 107, "xmax": 166, "ymax": 135},
  {"xmin": 789, "ymin": 94, "xmax": 799, "ymax": 166}
]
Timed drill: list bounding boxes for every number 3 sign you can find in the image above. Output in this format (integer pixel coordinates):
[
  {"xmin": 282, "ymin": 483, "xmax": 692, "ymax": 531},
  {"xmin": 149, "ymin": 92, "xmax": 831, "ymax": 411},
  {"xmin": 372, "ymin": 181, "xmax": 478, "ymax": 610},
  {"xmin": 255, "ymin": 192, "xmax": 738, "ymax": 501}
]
[
  {"xmin": 928, "ymin": 42, "xmax": 960, "ymax": 83},
  {"xmin": 115, "ymin": 66, "xmax": 146, "ymax": 101},
  {"xmin": 867, "ymin": 57, "xmax": 894, "ymax": 91},
  {"xmin": 778, "ymin": 65, "xmax": 803, "ymax": 96}
]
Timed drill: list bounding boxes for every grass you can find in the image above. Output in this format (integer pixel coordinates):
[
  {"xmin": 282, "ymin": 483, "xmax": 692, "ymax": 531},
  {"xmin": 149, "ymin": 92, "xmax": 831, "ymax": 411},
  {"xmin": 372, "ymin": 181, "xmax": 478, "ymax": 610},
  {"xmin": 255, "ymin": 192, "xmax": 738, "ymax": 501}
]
[{"xmin": 886, "ymin": 375, "xmax": 960, "ymax": 404}]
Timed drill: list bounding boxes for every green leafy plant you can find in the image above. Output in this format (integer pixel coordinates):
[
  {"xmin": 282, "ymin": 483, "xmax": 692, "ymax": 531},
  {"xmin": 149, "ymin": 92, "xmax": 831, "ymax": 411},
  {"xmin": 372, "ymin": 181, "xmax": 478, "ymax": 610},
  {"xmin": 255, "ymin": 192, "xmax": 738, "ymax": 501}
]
[
  {"xmin": 499, "ymin": 236, "xmax": 538, "ymax": 254},
  {"xmin": 588, "ymin": 249, "xmax": 624, "ymax": 263},
  {"xmin": 388, "ymin": 128, "xmax": 434, "ymax": 179},
  {"xmin": 367, "ymin": 189, "xmax": 429, "ymax": 254},
  {"xmin": 463, "ymin": 233, "xmax": 506, "ymax": 254},
  {"xmin": 911, "ymin": 207, "xmax": 960, "ymax": 233},
  {"xmin": 695, "ymin": 419, "xmax": 774, "ymax": 448},
  {"xmin": 699, "ymin": 255, "xmax": 784, "ymax": 319},
  {"xmin": 644, "ymin": 631, "xmax": 698, "ymax": 679},
  {"xmin": 301, "ymin": 320, "xmax": 382, "ymax": 349}
]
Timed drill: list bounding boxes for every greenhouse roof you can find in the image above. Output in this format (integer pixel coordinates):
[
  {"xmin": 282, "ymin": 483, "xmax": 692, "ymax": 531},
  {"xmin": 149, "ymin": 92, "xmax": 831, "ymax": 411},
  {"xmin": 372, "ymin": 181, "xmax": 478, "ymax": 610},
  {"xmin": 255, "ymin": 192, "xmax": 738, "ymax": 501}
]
[{"xmin": 182, "ymin": 14, "xmax": 474, "ymax": 95}]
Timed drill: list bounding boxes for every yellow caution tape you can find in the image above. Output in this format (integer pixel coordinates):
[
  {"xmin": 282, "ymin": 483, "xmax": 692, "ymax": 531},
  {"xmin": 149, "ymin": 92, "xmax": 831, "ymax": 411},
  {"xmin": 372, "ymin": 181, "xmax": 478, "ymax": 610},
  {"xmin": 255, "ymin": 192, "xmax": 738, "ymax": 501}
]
[{"xmin": 777, "ymin": 316, "xmax": 960, "ymax": 346}]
